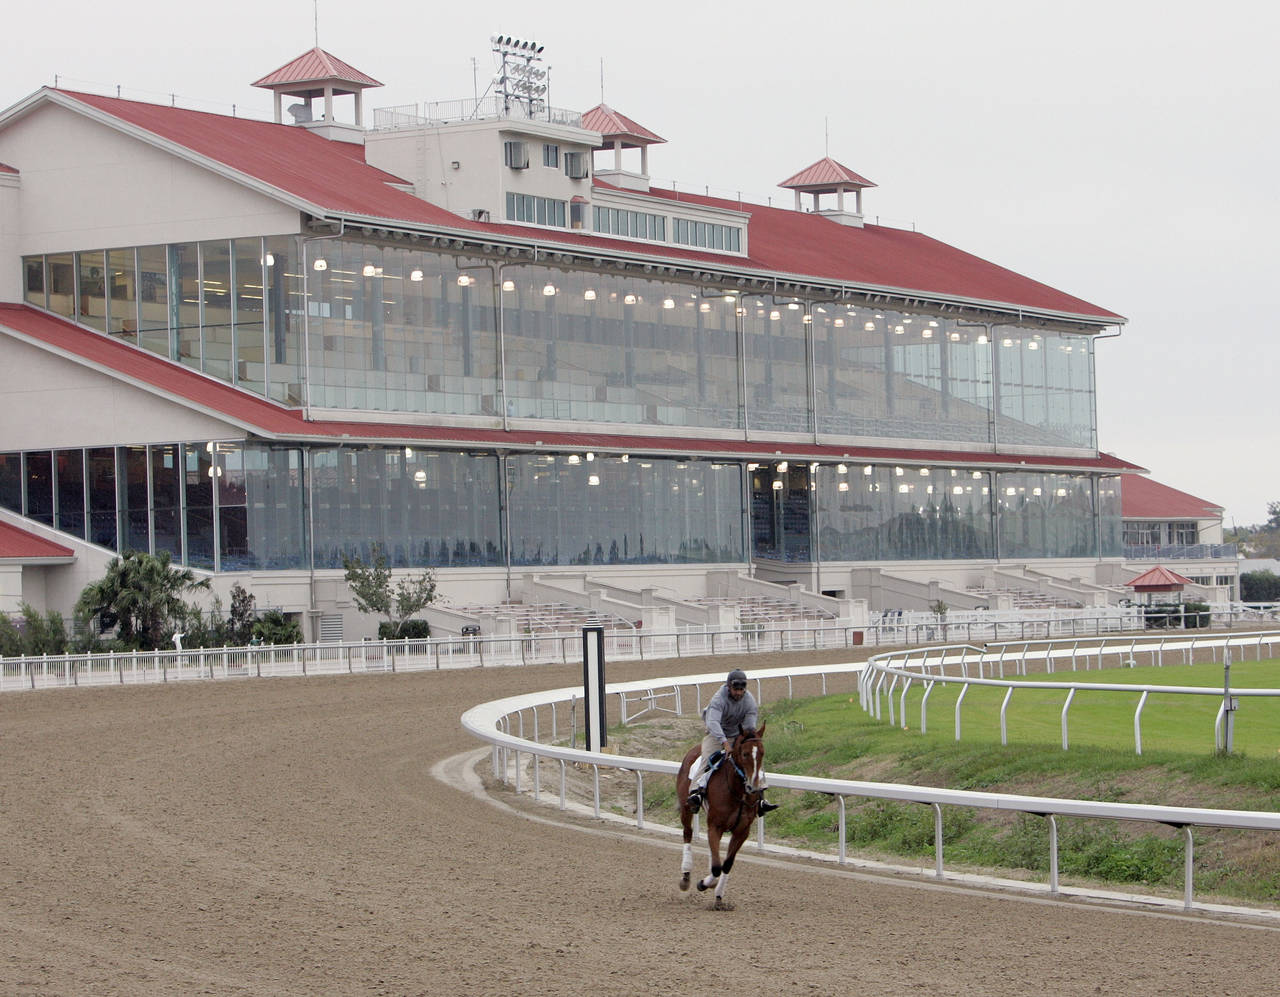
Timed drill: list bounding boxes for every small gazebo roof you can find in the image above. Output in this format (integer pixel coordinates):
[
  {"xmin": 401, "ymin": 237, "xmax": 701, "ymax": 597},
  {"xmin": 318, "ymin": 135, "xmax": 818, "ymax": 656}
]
[
  {"xmin": 779, "ymin": 156, "xmax": 876, "ymax": 193},
  {"xmin": 581, "ymin": 103, "xmax": 665, "ymax": 149},
  {"xmin": 252, "ymin": 47, "xmax": 382, "ymax": 96},
  {"xmin": 1125, "ymin": 565, "xmax": 1195, "ymax": 592}
]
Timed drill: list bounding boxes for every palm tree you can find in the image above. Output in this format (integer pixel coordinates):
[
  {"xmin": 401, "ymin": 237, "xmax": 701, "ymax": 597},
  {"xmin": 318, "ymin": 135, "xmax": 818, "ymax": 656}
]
[{"xmin": 76, "ymin": 551, "xmax": 210, "ymax": 650}]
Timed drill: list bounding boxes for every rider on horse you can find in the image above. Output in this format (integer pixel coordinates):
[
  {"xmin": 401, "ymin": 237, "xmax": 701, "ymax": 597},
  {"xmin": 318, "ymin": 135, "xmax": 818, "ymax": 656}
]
[{"xmin": 686, "ymin": 668, "xmax": 779, "ymax": 815}]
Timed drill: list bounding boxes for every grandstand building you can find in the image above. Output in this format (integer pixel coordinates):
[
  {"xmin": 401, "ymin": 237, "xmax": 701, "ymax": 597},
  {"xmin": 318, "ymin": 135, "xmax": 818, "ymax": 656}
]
[{"xmin": 1, "ymin": 45, "xmax": 1224, "ymax": 638}]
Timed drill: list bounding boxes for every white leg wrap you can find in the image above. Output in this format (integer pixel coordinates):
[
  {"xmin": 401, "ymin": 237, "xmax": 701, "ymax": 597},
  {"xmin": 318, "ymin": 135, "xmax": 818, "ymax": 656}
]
[
  {"xmin": 715, "ymin": 871, "xmax": 729, "ymax": 901},
  {"xmin": 681, "ymin": 843, "xmax": 693, "ymax": 874}
]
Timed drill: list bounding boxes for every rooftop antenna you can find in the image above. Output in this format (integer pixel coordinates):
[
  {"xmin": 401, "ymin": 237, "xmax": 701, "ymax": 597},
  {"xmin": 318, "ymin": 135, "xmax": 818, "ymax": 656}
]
[
  {"xmin": 313, "ymin": 0, "xmax": 319, "ymax": 48},
  {"xmin": 600, "ymin": 58, "xmax": 605, "ymax": 103},
  {"xmin": 825, "ymin": 116, "xmax": 829, "ymax": 157}
]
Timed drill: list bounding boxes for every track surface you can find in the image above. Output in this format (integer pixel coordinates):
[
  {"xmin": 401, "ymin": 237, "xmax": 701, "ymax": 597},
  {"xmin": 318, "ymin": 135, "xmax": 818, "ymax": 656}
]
[{"xmin": 3, "ymin": 651, "xmax": 1279, "ymax": 995}]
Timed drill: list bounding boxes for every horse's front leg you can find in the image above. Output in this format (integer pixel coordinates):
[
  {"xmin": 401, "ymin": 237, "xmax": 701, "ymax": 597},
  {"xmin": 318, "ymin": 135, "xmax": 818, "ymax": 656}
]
[
  {"xmin": 696, "ymin": 825, "xmax": 724, "ymax": 893},
  {"xmin": 679, "ymin": 805, "xmax": 695, "ymax": 891},
  {"xmin": 713, "ymin": 822, "xmax": 754, "ymax": 910}
]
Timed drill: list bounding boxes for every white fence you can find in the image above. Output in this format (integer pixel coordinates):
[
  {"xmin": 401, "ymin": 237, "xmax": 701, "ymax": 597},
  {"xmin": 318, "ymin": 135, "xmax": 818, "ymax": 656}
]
[
  {"xmin": 462, "ymin": 652, "xmax": 1280, "ymax": 913},
  {"xmin": 859, "ymin": 631, "xmax": 1280, "ymax": 754}
]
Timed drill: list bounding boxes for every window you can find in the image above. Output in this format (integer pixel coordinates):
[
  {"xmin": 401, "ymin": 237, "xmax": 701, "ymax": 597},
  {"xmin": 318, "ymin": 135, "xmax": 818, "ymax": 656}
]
[
  {"xmin": 593, "ymin": 206, "xmax": 667, "ymax": 242},
  {"xmin": 564, "ymin": 151, "xmax": 589, "ymax": 180},
  {"xmin": 505, "ymin": 192, "xmax": 567, "ymax": 227},
  {"xmin": 503, "ymin": 140, "xmax": 529, "ymax": 170},
  {"xmin": 672, "ymin": 217, "xmax": 742, "ymax": 252},
  {"xmin": 542, "ymin": 143, "xmax": 560, "ymax": 168}
]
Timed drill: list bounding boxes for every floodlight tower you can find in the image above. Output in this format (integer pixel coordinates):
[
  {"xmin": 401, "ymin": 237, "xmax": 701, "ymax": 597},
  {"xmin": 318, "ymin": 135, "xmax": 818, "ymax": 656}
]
[{"xmin": 491, "ymin": 34, "xmax": 547, "ymax": 119}]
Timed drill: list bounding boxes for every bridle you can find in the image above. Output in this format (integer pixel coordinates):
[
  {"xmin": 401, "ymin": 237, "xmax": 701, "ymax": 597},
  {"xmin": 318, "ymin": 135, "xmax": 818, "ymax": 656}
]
[{"xmin": 724, "ymin": 731, "xmax": 765, "ymax": 824}]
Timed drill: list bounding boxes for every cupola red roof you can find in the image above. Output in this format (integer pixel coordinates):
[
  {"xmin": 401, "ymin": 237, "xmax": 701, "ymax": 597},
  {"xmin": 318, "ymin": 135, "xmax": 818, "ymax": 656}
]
[
  {"xmin": 1125, "ymin": 565, "xmax": 1194, "ymax": 590},
  {"xmin": 0, "ymin": 161, "xmax": 17, "ymax": 174},
  {"xmin": 252, "ymin": 48, "xmax": 382, "ymax": 90},
  {"xmin": 780, "ymin": 157, "xmax": 875, "ymax": 191},
  {"xmin": 581, "ymin": 103, "xmax": 665, "ymax": 148}
]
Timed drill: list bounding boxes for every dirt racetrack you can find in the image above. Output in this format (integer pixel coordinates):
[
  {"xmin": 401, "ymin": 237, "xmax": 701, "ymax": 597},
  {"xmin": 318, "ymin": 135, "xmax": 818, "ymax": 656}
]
[{"xmin": 3, "ymin": 649, "xmax": 1280, "ymax": 996}]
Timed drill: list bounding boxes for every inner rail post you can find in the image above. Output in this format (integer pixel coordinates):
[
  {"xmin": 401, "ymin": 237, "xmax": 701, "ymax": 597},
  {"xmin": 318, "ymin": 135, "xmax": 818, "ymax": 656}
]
[
  {"xmin": 932, "ymin": 803, "xmax": 944, "ymax": 877},
  {"xmin": 838, "ymin": 796, "xmax": 847, "ymax": 865}
]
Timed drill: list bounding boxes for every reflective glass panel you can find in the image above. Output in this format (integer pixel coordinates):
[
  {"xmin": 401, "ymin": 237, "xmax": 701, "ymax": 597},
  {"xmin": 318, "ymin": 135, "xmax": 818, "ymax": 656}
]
[
  {"xmin": 23, "ymin": 256, "xmax": 45, "ymax": 309},
  {"xmin": 87, "ymin": 447, "xmax": 117, "ymax": 549},
  {"xmin": 184, "ymin": 443, "xmax": 214, "ymax": 569},
  {"xmin": 0, "ymin": 453, "xmax": 21, "ymax": 512},
  {"xmin": 264, "ymin": 235, "xmax": 302, "ymax": 405},
  {"xmin": 47, "ymin": 253, "xmax": 75, "ymax": 319},
  {"xmin": 150, "ymin": 444, "xmax": 182, "ymax": 559},
  {"xmin": 234, "ymin": 238, "xmax": 265, "ymax": 393},
  {"xmin": 119, "ymin": 446, "xmax": 150, "ymax": 552},
  {"xmin": 744, "ymin": 299, "xmax": 810, "ymax": 434},
  {"xmin": 107, "ymin": 248, "xmax": 138, "ymax": 344},
  {"xmin": 25, "ymin": 451, "xmax": 53, "ymax": 526},
  {"xmin": 55, "ymin": 447, "xmax": 85, "ymax": 537},
  {"xmin": 76, "ymin": 251, "xmax": 107, "ymax": 332},
  {"xmin": 997, "ymin": 472, "xmax": 1096, "ymax": 558},
  {"xmin": 201, "ymin": 240, "xmax": 233, "ymax": 381},
  {"xmin": 137, "ymin": 245, "xmax": 171, "ymax": 357},
  {"xmin": 169, "ymin": 243, "xmax": 201, "ymax": 369}
]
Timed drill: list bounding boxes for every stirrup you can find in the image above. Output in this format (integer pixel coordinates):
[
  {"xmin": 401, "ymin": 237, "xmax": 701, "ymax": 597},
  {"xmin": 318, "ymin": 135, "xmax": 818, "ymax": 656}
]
[
  {"xmin": 687, "ymin": 787, "xmax": 704, "ymax": 810},
  {"xmin": 758, "ymin": 798, "xmax": 779, "ymax": 815}
]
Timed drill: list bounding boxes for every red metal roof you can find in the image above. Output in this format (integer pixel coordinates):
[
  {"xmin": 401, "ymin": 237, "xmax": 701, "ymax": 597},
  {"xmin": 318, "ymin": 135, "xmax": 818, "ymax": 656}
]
[
  {"xmin": 1121, "ymin": 475, "xmax": 1223, "ymax": 519},
  {"xmin": 251, "ymin": 48, "xmax": 382, "ymax": 89},
  {"xmin": 1125, "ymin": 565, "xmax": 1194, "ymax": 590},
  {"xmin": 581, "ymin": 103, "xmax": 665, "ymax": 146},
  {"xmin": 0, "ymin": 161, "xmax": 17, "ymax": 174},
  {"xmin": 779, "ymin": 157, "xmax": 876, "ymax": 191},
  {"xmin": 0, "ymin": 520, "xmax": 74, "ymax": 560},
  {"xmin": 39, "ymin": 91, "xmax": 1121, "ymax": 321},
  {"xmin": 0, "ymin": 304, "xmax": 1143, "ymax": 477}
]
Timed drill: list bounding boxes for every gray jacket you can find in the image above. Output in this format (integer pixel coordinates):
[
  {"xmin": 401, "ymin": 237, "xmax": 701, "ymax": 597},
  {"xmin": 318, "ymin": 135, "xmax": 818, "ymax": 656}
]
[{"xmin": 702, "ymin": 684, "xmax": 759, "ymax": 742}]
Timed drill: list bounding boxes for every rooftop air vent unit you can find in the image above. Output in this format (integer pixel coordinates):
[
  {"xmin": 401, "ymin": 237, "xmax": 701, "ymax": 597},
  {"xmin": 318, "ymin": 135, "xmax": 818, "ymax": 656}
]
[
  {"xmin": 287, "ymin": 102, "xmax": 313, "ymax": 124},
  {"xmin": 471, "ymin": 208, "xmax": 491, "ymax": 223},
  {"xmin": 504, "ymin": 140, "xmax": 530, "ymax": 170}
]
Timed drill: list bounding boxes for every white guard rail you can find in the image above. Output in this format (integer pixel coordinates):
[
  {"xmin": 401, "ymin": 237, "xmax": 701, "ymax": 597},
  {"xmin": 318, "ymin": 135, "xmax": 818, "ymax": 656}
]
[
  {"xmin": 462, "ymin": 658, "xmax": 1280, "ymax": 913},
  {"xmin": 859, "ymin": 632, "xmax": 1280, "ymax": 754}
]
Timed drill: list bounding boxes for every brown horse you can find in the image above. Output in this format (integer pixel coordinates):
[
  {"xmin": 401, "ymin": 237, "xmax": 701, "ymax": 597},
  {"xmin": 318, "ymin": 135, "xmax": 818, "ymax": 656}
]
[{"xmin": 676, "ymin": 722, "xmax": 767, "ymax": 909}]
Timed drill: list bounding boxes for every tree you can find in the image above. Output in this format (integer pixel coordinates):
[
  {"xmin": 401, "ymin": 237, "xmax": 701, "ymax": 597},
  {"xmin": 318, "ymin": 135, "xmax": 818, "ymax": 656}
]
[
  {"xmin": 75, "ymin": 551, "xmax": 210, "ymax": 651},
  {"xmin": 342, "ymin": 543, "xmax": 438, "ymax": 639},
  {"xmin": 252, "ymin": 609, "xmax": 303, "ymax": 645},
  {"xmin": 0, "ymin": 602, "xmax": 71, "ymax": 657}
]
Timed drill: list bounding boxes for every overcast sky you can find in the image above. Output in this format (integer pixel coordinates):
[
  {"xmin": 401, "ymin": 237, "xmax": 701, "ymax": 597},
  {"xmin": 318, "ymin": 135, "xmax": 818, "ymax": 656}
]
[{"xmin": 4, "ymin": 1, "xmax": 1276, "ymax": 526}]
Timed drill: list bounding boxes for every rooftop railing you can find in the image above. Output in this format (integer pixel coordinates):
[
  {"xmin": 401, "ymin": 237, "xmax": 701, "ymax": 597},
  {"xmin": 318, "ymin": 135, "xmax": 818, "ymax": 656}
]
[
  {"xmin": 371, "ymin": 98, "xmax": 584, "ymax": 130},
  {"xmin": 1123, "ymin": 543, "xmax": 1238, "ymax": 560}
]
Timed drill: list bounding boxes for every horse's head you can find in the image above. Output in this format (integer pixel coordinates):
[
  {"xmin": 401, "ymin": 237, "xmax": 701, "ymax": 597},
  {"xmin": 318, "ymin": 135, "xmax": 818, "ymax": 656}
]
[{"xmin": 732, "ymin": 721, "xmax": 767, "ymax": 795}]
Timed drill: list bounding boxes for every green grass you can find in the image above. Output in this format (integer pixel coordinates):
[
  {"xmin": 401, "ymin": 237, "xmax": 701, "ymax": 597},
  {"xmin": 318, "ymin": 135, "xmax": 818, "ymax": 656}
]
[{"xmin": 616, "ymin": 658, "xmax": 1280, "ymax": 904}]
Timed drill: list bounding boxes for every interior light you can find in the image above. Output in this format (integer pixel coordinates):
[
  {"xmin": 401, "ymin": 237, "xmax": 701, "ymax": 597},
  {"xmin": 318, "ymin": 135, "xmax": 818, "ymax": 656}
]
[
  {"xmin": 972, "ymin": 471, "xmax": 983, "ymax": 479},
  {"xmin": 747, "ymin": 463, "xmax": 759, "ymax": 471},
  {"xmin": 543, "ymin": 283, "xmax": 557, "ymax": 296},
  {"xmin": 1027, "ymin": 340, "xmax": 1040, "ymax": 350},
  {"xmin": 588, "ymin": 474, "xmax": 600, "ymax": 486},
  {"xmin": 898, "ymin": 483, "xmax": 909, "ymax": 493},
  {"xmin": 410, "ymin": 269, "xmax": 424, "ymax": 282},
  {"xmin": 362, "ymin": 264, "xmax": 377, "ymax": 277},
  {"xmin": 414, "ymin": 469, "xmax": 427, "ymax": 483},
  {"xmin": 620, "ymin": 454, "xmax": 629, "ymax": 462},
  {"xmin": 312, "ymin": 258, "xmax": 328, "ymax": 271},
  {"xmin": 949, "ymin": 332, "xmax": 960, "ymax": 341},
  {"xmin": 457, "ymin": 274, "xmax": 474, "ymax": 287},
  {"xmin": 567, "ymin": 454, "xmax": 581, "ymax": 465},
  {"xmin": 404, "ymin": 447, "xmax": 413, "ymax": 457},
  {"xmin": 894, "ymin": 466, "xmax": 904, "ymax": 476},
  {"xmin": 776, "ymin": 461, "xmax": 788, "ymax": 472},
  {"xmin": 723, "ymin": 293, "xmax": 736, "ymax": 302},
  {"xmin": 920, "ymin": 468, "xmax": 930, "ymax": 476},
  {"xmin": 838, "ymin": 481, "xmax": 849, "ymax": 492},
  {"xmin": 863, "ymin": 465, "xmax": 873, "ymax": 475},
  {"xmin": 769, "ymin": 310, "xmax": 781, "ymax": 321},
  {"xmin": 833, "ymin": 318, "xmax": 845, "ymax": 327},
  {"xmin": 502, "ymin": 279, "xmax": 515, "ymax": 291},
  {"xmin": 894, "ymin": 325, "xmax": 905, "ymax": 335},
  {"xmin": 624, "ymin": 293, "xmax": 636, "ymax": 305},
  {"xmin": 699, "ymin": 302, "xmax": 711, "ymax": 312},
  {"xmin": 977, "ymin": 334, "xmax": 989, "ymax": 344},
  {"xmin": 736, "ymin": 307, "xmax": 746, "ymax": 316},
  {"xmin": 1002, "ymin": 338, "xmax": 1014, "ymax": 347},
  {"xmin": 787, "ymin": 302, "xmax": 800, "ymax": 310},
  {"xmin": 263, "ymin": 253, "xmax": 275, "ymax": 267},
  {"xmin": 864, "ymin": 321, "xmax": 875, "ymax": 331},
  {"xmin": 771, "ymin": 479, "xmax": 783, "ymax": 491},
  {"xmin": 802, "ymin": 314, "xmax": 813, "ymax": 324},
  {"xmin": 809, "ymin": 462, "xmax": 819, "ymax": 472},
  {"xmin": 922, "ymin": 329, "xmax": 933, "ymax": 338},
  {"xmin": 953, "ymin": 486, "xmax": 964, "ymax": 495},
  {"xmin": 663, "ymin": 298, "xmax": 675, "ymax": 309},
  {"xmin": 585, "ymin": 452, "xmax": 595, "ymax": 462},
  {"xmin": 837, "ymin": 464, "xmax": 847, "ymax": 474}
]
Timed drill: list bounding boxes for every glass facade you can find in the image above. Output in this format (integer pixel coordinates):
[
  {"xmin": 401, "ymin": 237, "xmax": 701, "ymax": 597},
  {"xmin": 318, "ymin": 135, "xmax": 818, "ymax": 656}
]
[
  {"xmin": 997, "ymin": 472, "xmax": 1099, "ymax": 559},
  {"xmin": 22, "ymin": 236, "xmax": 1099, "ymax": 451},
  {"xmin": 508, "ymin": 455, "xmax": 743, "ymax": 566}
]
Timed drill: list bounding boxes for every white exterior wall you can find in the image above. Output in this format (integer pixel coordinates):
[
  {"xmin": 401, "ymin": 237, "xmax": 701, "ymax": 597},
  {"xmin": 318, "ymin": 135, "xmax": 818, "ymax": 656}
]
[
  {"xmin": 0, "ymin": 335, "xmax": 244, "ymax": 449},
  {"xmin": 0, "ymin": 172, "xmax": 19, "ymax": 301},
  {"xmin": 365, "ymin": 118, "xmax": 595, "ymax": 224},
  {"xmin": 0, "ymin": 101, "xmax": 301, "ymax": 256}
]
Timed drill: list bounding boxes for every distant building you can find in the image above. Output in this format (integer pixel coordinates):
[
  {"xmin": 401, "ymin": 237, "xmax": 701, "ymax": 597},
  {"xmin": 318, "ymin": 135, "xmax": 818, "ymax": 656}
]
[{"xmin": 0, "ymin": 44, "xmax": 1192, "ymax": 636}]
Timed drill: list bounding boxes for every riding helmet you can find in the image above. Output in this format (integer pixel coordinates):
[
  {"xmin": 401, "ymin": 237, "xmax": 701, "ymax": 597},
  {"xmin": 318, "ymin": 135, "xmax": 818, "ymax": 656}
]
[{"xmin": 727, "ymin": 668, "xmax": 748, "ymax": 688}]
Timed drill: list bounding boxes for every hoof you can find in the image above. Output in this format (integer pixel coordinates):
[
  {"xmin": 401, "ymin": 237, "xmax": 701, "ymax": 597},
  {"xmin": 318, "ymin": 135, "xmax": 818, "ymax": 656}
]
[
  {"xmin": 713, "ymin": 898, "xmax": 734, "ymax": 911},
  {"xmin": 679, "ymin": 873, "xmax": 690, "ymax": 892},
  {"xmin": 696, "ymin": 879, "xmax": 709, "ymax": 892}
]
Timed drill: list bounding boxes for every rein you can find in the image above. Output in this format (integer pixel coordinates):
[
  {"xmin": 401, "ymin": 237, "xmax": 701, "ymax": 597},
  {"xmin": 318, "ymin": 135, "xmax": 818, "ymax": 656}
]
[{"xmin": 724, "ymin": 737, "xmax": 763, "ymax": 826}]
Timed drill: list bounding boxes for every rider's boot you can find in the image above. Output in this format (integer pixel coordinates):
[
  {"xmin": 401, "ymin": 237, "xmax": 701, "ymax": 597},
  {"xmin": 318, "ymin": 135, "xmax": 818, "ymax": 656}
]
[{"xmin": 758, "ymin": 798, "xmax": 780, "ymax": 815}]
